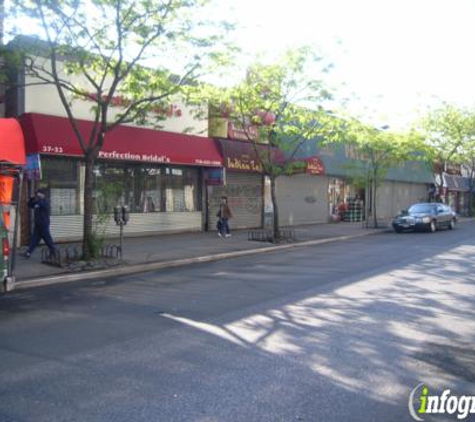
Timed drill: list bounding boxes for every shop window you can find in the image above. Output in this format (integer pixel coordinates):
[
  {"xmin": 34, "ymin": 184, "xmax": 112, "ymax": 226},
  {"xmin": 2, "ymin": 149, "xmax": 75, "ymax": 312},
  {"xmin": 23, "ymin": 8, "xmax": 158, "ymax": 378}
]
[
  {"xmin": 137, "ymin": 168, "xmax": 161, "ymax": 213},
  {"xmin": 40, "ymin": 157, "xmax": 80, "ymax": 216},
  {"xmin": 93, "ymin": 164, "xmax": 126, "ymax": 214},
  {"xmin": 165, "ymin": 167, "xmax": 200, "ymax": 212},
  {"xmin": 93, "ymin": 163, "xmax": 200, "ymax": 213}
]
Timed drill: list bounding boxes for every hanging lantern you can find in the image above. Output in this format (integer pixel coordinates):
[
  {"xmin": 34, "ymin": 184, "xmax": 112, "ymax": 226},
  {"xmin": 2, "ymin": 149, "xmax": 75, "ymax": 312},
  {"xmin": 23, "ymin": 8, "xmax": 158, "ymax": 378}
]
[{"xmin": 255, "ymin": 110, "xmax": 276, "ymax": 125}]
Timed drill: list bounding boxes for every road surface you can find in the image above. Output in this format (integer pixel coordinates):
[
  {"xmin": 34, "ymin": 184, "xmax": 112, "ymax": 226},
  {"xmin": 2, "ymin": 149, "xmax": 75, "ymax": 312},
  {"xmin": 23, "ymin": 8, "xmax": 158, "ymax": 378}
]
[{"xmin": 1, "ymin": 223, "xmax": 475, "ymax": 421}]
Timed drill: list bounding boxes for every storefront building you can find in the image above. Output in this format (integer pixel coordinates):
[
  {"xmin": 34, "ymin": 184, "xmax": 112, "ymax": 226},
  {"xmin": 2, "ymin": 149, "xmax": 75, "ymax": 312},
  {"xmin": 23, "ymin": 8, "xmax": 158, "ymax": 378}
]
[
  {"xmin": 207, "ymin": 139, "xmax": 265, "ymax": 231},
  {"xmin": 276, "ymin": 157, "xmax": 330, "ymax": 225},
  {"xmin": 441, "ymin": 173, "xmax": 471, "ymax": 215},
  {"xmin": 20, "ymin": 113, "xmax": 222, "ymax": 242},
  {"xmin": 291, "ymin": 141, "xmax": 434, "ymax": 224}
]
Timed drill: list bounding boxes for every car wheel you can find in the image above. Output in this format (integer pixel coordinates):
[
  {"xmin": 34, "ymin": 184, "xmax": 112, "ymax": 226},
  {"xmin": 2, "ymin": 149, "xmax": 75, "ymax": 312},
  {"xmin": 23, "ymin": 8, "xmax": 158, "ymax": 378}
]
[
  {"xmin": 394, "ymin": 227, "xmax": 403, "ymax": 233},
  {"xmin": 449, "ymin": 218, "xmax": 455, "ymax": 230},
  {"xmin": 429, "ymin": 220, "xmax": 437, "ymax": 233}
]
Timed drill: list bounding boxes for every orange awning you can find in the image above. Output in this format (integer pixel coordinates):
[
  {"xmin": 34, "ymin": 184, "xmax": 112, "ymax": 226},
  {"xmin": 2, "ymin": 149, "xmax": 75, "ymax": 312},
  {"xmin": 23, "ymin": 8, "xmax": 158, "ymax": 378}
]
[{"xmin": 0, "ymin": 118, "xmax": 26, "ymax": 165}]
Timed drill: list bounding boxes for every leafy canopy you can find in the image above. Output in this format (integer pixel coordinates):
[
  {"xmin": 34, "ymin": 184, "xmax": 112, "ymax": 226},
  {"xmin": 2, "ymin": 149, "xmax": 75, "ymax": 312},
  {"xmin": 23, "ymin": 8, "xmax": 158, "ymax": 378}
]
[
  {"xmin": 7, "ymin": 0, "xmax": 234, "ymax": 148},
  {"xmin": 192, "ymin": 46, "xmax": 345, "ymax": 177}
]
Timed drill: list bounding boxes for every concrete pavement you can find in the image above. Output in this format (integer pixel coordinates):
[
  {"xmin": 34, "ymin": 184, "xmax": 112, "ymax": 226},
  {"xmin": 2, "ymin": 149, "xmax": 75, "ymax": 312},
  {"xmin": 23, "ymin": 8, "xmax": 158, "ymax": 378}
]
[
  {"xmin": 13, "ymin": 221, "xmax": 388, "ymax": 288},
  {"xmin": 1, "ymin": 220, "xmax": 474, "ymax": 421}
]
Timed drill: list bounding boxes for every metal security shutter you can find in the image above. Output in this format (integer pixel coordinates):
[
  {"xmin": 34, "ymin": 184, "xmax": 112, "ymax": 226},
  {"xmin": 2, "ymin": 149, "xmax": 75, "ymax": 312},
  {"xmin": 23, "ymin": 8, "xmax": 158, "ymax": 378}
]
[
  {"xmin": 208, "ymin": 171, "xmax": 263, "ymax": 230},
  {"xmin": 50, "ymin": 212, "xmax": 202, "ymax": 242},
  {"xmin": 276, "ymin": 174, "xmax": 329, "ymax": 225},
  {"xmin": 376, "ymin": 181, "xmax": 428, "ymax": 219}
]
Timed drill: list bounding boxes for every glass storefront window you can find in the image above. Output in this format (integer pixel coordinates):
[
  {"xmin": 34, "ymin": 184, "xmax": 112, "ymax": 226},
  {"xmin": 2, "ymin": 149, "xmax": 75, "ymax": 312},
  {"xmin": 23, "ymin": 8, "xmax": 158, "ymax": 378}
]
[
  {"xmin": 165, "ymin": 167, "xmax": 199, "ymax": 212},
  {"xmin": 41, "ymin": 158, "xmax": 201, "ymax": 215},
  {"xmin": 40, "ymin": 157, "xmax": 80, "ymax": 216}
]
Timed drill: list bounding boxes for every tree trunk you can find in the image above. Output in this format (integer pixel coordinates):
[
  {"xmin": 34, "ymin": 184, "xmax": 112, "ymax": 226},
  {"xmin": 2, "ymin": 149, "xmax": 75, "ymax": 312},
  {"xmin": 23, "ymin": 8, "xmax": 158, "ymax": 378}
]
[
  {"xmin": 82, "ymin": 150, "xmax": 96, "ymax": 259},
  {"xmin": 372, "ymin": 168, "xmax": 378, "ymax": 228},
  {"xmin": 437, "ymin": 170, "xmax": 444, "ymax": 203},
  {"xmin": 469, "ymin": 162, "xmax": 474, "ymax": 217},
  {"xmin": 270, "ymin": 176, "xmax": 280, "ymax": 242},
  {"xmin": 372, "ymin": 182, "xmax": 378, "ymax": 228}
]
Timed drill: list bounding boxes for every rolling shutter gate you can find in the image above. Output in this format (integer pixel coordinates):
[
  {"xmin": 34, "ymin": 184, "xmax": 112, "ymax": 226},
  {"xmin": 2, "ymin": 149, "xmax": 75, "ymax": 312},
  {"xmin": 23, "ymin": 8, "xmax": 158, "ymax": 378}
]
[
  {"xmin": 50, "ymin": 212, "xmax": 202, "ymax": 242},
  {"xmin": 276, "ymin": 174, "xmax": 329, "ymax": 225},
  {"xmin": 376, "ymin": 181, "xmax": 429, "ymax": 220},
  {"xmin": 208, "ymin": 171, "xmax": 263, "ymax": 230}
]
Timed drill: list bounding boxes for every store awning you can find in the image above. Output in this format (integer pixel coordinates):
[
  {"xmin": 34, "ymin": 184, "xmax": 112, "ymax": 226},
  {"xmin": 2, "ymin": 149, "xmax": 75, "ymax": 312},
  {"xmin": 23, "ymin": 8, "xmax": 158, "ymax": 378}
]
[
  {"xmin": 443, "ymin": 173, "xmax": 470, "ymax": 192},
  {"xmin": 0, "ymin": 118, "xmax": 26, "ymax": 165},
  {"xmin": 20, "ymin": 113, "xmax": 222, "ymax": 167}
]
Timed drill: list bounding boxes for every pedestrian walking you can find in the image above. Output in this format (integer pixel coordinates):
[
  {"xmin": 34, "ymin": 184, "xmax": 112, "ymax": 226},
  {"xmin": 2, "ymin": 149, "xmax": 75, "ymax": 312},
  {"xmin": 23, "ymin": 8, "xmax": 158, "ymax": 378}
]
[
  {"xmin": 217, "ymin": 196, "xmax": 233, "ymax": 238},
  {"xmin": 24, "ymin": 189, "xmax": 56, "ymax": 258}
]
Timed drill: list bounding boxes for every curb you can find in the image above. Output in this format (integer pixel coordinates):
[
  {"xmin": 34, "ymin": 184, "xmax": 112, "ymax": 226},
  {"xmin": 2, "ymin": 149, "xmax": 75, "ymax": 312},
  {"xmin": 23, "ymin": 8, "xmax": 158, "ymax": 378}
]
[{"xmin": 13, "ymin": 230, "xmax": 384, "ymax": 291}]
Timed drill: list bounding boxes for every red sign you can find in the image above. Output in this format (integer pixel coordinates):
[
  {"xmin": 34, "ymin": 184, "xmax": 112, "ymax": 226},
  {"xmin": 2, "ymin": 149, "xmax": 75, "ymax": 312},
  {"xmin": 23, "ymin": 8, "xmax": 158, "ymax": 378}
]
[
  {"xmin": 305, "ymin": 156, "xmax": 326, "ymax": 175},
  {"xmin": 20, "ymin": 113, "xmax": 222, "ymax": 167}
]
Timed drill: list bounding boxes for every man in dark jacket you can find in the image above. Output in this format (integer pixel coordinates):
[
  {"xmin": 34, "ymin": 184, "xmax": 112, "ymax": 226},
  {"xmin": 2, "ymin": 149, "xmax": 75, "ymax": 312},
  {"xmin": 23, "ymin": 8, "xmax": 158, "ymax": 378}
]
[{"xmin": 25, "ymin": 189, "xmax": 56, "ymax": 258}]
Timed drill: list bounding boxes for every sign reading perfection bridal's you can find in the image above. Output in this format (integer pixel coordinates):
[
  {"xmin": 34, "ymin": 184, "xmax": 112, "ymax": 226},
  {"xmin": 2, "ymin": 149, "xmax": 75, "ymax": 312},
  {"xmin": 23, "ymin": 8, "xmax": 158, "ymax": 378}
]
[{"xmin": 21, "ymin": 113, "xmax": 222, "ymax": 167}]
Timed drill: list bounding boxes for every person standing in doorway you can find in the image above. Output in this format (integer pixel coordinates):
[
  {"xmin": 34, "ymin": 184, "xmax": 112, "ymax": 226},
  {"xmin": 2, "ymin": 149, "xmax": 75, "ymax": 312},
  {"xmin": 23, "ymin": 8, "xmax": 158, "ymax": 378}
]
[
  {"xmin": 217, "ymin": 196, "xmax": 233, "ymax": 238},
  {"xmin": 24, "ymin": 189, "xmax": 56, "ymax": 258}
]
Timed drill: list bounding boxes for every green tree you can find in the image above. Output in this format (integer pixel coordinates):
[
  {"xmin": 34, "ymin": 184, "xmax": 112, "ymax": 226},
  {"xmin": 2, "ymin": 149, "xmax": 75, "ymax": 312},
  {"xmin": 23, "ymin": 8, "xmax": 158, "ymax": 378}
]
[
  {"xmin": 193, "ymin": 48, "xmax": 343, "ymax": 240},
  {"xmin": 419, "ymin": 104, "xmax": 468, "ymax": 201},
  {"xmin": 7, "ymin": 0, "xmax": 232, "ymax": 258},
  {"xmin": 341, "ymin": 119, "xmax": 420, "ymax": 228}
]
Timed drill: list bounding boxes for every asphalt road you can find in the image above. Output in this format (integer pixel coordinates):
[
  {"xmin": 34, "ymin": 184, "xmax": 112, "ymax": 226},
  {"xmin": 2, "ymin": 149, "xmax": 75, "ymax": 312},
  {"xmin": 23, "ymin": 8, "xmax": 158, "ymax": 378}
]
[{"xmin": 1, "ymin": 222, "xmax": 475, "ymax": 422}]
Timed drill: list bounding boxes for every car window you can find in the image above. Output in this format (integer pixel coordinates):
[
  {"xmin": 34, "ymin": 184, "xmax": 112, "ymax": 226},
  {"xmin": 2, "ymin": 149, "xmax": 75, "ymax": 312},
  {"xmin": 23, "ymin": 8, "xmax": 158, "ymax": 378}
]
[{"xmin": 408, "ymin": 204, "xmax": 435, "ymax": 213}]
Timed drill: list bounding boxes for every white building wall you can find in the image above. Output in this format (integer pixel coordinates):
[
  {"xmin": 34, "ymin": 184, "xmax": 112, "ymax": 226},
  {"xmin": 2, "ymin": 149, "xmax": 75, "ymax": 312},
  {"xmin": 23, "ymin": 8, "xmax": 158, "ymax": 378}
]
[{"xmin": 23, "ymin": 57, "xmax": 207, "ymax": 135}]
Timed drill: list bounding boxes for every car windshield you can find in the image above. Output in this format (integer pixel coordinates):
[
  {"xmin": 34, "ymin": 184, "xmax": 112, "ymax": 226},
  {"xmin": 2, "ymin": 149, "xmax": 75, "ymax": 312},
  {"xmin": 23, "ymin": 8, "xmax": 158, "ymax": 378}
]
[{"xmin": 408, "ymin": 204, "xmax": 435, "ymax": 214}]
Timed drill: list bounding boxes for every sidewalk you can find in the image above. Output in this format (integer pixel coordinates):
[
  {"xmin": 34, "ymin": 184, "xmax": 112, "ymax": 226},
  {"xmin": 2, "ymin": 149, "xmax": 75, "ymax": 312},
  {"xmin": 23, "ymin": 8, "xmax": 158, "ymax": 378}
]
[{"xmin": 14, "ymin": 222, "xmax": 385, "ymax": 285}]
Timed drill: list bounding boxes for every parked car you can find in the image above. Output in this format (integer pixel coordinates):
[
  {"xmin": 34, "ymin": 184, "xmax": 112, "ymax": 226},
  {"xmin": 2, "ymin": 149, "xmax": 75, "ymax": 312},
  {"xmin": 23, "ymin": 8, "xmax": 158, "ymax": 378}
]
[{"xmin": 392, "ymin": 203, "xmax": 457, "ymax": 233}]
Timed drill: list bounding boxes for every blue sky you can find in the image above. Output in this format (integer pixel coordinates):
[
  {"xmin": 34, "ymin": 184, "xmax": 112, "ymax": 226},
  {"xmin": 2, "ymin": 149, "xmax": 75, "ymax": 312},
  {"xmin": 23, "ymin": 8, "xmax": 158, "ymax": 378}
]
[{"xmin": 218, "ymin": 0, "xmax": 475, "ymax": 129}]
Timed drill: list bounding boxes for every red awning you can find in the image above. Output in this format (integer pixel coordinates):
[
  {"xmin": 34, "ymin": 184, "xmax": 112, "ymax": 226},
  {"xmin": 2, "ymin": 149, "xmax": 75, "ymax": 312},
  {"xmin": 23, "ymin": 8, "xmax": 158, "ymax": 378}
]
[
  {"xmin": 20, "ymin": 113, "xmax": 222, "ymax": 167},
  {"xmin": 0, "ymin": 118, "xmax": 26, "ymax": 165}
]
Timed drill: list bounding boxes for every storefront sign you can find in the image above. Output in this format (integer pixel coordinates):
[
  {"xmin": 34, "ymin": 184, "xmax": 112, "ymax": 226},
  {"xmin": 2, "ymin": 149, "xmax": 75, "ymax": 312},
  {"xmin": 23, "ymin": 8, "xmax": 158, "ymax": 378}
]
[
  {"xmin": 227, "ymin": 122, "xmax": 259, "ymax": 141},
  {"xmin": 226, "ymin": 157, "xmax": 262, "ymax": 172},
  {"xmin": 20, "ymin": 113, "xmax": 222, "ymax": 168},
  {"xmin": 204, "ymin": 168, "xmax": 226, "ymax": 186},
  {"xmin": 305, "ymin": 156, "xmax": 326, "ymax": 175},
  {"xmin": 216, "ymin": 138, "xmax": 282, "ymax": 173},
  {"xmin": 25, "ymin": 154, "xmax": 42, "ymax": 180}
]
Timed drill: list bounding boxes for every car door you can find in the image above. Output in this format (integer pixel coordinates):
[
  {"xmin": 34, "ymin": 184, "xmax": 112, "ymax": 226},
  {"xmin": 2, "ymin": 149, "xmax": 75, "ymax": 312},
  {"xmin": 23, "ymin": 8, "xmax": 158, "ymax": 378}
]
[
  {"xmin": 444, "ymin": 205, "xmax": 455, "ymax": 226},
  {"xmin": 436, "ymin": 204, "xmax": 447, "ymax": 227}
]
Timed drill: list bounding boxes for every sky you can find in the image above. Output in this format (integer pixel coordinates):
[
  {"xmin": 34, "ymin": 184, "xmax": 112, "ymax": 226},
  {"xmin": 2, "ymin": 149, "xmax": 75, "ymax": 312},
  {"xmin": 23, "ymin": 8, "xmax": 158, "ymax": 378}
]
[
  {"xmin": 217, "ymin": 0, "xmax": 475, "ymax": 129},
  {"xmin": 5, "ymin": 0, "xmax": 475, "ymax": 130}
]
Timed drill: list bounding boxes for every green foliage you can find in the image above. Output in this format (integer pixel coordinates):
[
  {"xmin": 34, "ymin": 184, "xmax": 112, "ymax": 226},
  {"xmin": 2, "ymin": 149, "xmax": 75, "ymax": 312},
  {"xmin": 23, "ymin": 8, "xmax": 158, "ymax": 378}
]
[
  {"xmin": 342, "ymin": 118, "xmax": 420, "ymax": 180},
  {"xmin": 191, "ymin": 46, "xmax": 344, "ymax": 178},
  {"xmin": 419, "ymin": 103, "xmax": 475, "ymax": 168},
  {"xmin": 87, "ymin": 179, "xmax": 124, "ymax": 259},
  {"xmin": 7, "ymin": 0, "xmax": 234, "ymax": 148},
  {"xmin": 330, "ymin": 117, "xmax": 422, "ymax": 227},
  {"xmin": 6, "ymin": 0, "xmax": 234, "ymax": 257}
]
